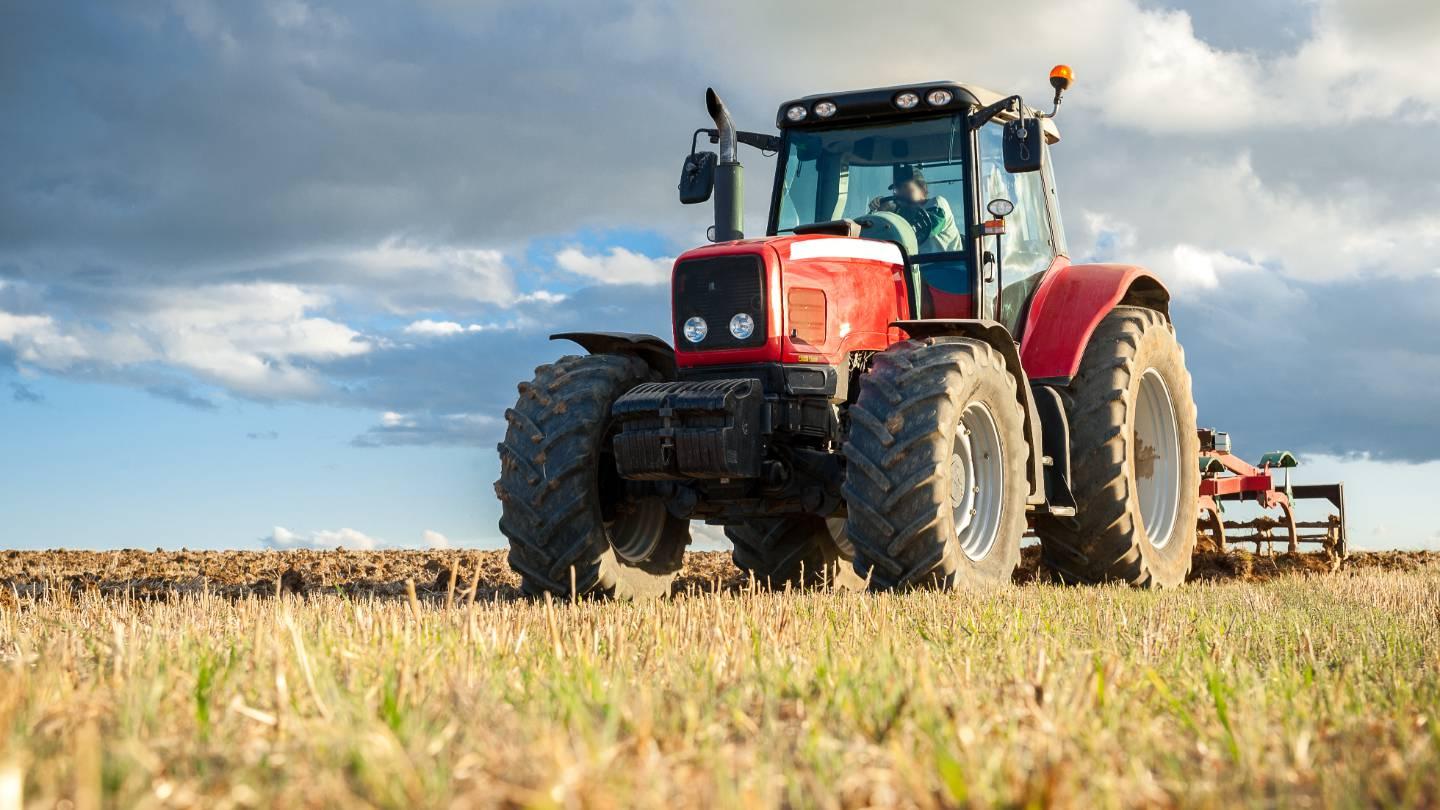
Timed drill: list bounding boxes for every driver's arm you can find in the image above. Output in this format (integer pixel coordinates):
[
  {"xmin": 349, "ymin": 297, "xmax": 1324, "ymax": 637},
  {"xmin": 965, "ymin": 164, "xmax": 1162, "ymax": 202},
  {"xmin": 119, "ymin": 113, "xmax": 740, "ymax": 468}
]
[{"xmin": 930, "ymin": 197, "xmax": 963, "ymax": 251}]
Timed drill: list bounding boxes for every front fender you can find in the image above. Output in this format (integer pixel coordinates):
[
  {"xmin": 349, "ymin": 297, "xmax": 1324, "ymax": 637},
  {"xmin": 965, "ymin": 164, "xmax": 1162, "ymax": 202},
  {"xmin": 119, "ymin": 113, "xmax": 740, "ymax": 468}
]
[
  {"xmin": 1018, "ymin": 263, "xmax": 1170, "ymax": 383},
  {"xmin": 551, "ymin": 332, "xmax": 676, "ymax": 378}
]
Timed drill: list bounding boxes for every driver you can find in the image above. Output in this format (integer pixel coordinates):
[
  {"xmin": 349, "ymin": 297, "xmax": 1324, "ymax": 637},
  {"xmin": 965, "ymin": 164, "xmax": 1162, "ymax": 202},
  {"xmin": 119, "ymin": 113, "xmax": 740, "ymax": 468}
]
[{"xmin": 868, "ymin": 165, "xmax": 962, "ymax": 252}]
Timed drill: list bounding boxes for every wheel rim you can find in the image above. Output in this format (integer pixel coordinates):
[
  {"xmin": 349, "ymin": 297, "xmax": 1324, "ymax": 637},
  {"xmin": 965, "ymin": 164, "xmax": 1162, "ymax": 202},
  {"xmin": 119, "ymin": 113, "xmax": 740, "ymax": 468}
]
[
  {"xmin": 1134, "ymin": 368, "xmax": 1181, "ymax": 549},
  {"xmin": 607, "ymin": 499, "xmax": 667, "ymax": 563},
  {"xmin": 950, "ymin": 401, "xmax": 1005, "ymax": 561}
]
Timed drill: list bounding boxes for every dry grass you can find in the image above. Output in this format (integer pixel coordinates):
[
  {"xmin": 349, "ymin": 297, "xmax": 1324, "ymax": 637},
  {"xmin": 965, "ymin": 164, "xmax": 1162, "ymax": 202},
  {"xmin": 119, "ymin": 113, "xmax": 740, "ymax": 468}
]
[{"xmin": 1, "ymin": 553, "xmax": 1438, "ymax": 808}]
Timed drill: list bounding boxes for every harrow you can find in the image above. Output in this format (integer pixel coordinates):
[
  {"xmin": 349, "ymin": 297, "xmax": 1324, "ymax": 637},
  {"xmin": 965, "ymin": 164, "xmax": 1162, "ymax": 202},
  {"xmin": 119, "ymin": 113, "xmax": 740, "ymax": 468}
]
[{"xmin": 1195, "ymin": 429, "xmax": 1347, "ymax": 557}]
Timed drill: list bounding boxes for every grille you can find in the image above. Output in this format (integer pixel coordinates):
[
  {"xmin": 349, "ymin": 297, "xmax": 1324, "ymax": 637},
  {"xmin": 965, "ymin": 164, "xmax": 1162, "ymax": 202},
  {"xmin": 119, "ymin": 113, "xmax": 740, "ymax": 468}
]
[{"xmin": 673, "ymin": 255, "xmax": 766, "ymax": 351}]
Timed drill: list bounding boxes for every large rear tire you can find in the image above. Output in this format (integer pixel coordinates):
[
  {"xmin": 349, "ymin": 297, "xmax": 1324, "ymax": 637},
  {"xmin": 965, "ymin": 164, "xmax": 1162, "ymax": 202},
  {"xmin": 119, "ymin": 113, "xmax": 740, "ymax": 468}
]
[
  {"xmin": 842, "ymin": 338, "xmax": 1027, "ymax": 589},
  {"xmin": 726, "ymin": 517, "xmax": 859, "ymax": 589},
  {"xmin": 496, "ymin": 353, "xmax": 690, "ymax": 599},
  {"xmin": 1036, "ymin": 306, "xmax": 1199, "ymax": 587}
]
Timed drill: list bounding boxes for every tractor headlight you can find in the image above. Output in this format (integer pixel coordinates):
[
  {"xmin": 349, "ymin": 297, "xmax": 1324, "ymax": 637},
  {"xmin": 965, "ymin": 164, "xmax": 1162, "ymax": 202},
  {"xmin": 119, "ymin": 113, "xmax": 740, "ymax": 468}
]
[
  {"xmin": 785, "ymin": 105, "xmax": 808, "ymax": 122},
  {"xmin": 894, "ymin": 91, "xmax": 920, "ymax": 109},
  {"xmin": 813, "ymin": 101, "xmax": 837, "ymax": 118},
  {"xmin": 926, "ymin": 89, "xmax": 954, "ymax": 106},
  {"xmin": 729, "ymin": 312, "xmax": 755, "ymax": 340},
  {"xmin": 683, "ymin": 316, "xmax": 708, "ymax": 343}
]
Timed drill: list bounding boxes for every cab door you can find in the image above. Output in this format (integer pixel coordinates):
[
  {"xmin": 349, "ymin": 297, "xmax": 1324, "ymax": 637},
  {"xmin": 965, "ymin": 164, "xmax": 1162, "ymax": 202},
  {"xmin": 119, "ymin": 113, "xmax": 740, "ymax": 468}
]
[{"xmin": 976, "ymin": 123, "xmax": 1063, "ymax": 333}]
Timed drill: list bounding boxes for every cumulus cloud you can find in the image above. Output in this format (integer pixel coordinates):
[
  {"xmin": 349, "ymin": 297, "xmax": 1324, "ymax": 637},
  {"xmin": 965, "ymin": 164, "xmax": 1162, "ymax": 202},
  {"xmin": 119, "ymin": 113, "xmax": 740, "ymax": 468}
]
[
  {"xmin": 350, "ymin": 410, "xmax": 500, "ymax": 448},
  {"xmin": 263, "ymin": 526, "xmax": 383, "ymax": 550},
  {"xmin": 556, "ymin": 247, "xmax": 673, "ymax": 286},
  {"xmin": 261, "ymin": 525, "xmax": 461, "ymax": 550},
  {"xmin": 0, "ymin": 281, "xmax": 370, "ymax": 398}
]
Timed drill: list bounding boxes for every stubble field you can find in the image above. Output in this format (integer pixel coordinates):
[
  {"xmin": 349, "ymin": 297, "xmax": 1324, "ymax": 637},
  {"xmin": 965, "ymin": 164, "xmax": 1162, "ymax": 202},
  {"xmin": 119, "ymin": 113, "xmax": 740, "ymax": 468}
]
[{"xmin": 1, "ymin": 548, "xmax": 1438, "ymax": 808}]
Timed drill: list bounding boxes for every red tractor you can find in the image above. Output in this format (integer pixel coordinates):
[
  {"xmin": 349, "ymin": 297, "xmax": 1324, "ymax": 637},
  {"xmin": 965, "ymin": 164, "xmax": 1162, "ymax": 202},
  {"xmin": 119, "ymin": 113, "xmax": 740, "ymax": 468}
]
[{"xmin": 496, "ymin": 67, "xmax": 1204, "ymax": 596}]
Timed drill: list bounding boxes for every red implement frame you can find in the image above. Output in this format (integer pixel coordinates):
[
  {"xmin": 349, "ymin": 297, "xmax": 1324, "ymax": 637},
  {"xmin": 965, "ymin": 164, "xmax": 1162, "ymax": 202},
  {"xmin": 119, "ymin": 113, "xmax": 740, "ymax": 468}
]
[{"xmin": 1196, "ymin": 428, "xmax": 1348, "ymax": 557}]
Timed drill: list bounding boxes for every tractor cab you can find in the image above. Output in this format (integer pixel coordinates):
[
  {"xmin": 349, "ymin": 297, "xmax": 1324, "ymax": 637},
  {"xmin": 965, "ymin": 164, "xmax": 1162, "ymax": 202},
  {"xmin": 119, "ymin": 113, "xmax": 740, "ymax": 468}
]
[{"xmin": 684, "ymin": 80, "xmax": 1068, "ymax": 332}]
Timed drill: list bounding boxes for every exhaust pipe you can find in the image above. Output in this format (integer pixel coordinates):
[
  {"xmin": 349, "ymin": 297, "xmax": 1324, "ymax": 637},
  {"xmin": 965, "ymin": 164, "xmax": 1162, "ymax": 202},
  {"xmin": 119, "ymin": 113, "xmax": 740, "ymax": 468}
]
[{"xmin": 705, "ymin": 87, "xmax": 743, "ymax": 242}]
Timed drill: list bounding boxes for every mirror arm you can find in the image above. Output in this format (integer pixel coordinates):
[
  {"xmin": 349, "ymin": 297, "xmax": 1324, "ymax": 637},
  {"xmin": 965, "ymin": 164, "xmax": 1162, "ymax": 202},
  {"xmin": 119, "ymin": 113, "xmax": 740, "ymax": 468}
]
[
  {"xmin": 697, "ymin": 128, "xmax": 782, "ymax": 154},
  {"xmin": 968, "ymin": 95, "xmax": 1023, "ymax": 130}
]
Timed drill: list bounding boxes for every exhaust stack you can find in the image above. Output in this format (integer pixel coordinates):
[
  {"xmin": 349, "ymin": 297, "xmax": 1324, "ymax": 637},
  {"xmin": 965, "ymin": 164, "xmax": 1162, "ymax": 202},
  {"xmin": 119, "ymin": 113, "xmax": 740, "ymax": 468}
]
[{"xmin": 705, "ymin": 87, "xmax": 743, "ymax": 242}]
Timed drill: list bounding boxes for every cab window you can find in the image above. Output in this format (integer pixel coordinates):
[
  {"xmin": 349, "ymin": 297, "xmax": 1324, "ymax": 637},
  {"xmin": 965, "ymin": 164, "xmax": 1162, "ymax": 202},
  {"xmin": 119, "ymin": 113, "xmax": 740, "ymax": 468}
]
[{"xmin": 977, "ymin": 122, "xmax": 1056, "ymax": 330}]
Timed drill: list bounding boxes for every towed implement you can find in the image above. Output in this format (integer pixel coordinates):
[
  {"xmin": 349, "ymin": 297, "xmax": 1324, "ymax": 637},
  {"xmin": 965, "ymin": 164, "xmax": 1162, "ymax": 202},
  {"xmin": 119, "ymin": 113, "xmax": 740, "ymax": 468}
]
[
  {"xmin": 1196, "ymin": 429, "xmax": 1347, "ymax": 556},
  {"xmin": 495, "ymin": 66, "xmax": 1346, "ymax": 597}
]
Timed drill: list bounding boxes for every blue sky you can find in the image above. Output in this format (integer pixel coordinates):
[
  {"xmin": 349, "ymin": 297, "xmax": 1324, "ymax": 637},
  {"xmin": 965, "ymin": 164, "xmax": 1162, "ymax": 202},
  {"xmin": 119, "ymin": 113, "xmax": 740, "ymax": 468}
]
[{"xmin": 4, "ymin": 0, "xmax": 1440, "ymax": 551}]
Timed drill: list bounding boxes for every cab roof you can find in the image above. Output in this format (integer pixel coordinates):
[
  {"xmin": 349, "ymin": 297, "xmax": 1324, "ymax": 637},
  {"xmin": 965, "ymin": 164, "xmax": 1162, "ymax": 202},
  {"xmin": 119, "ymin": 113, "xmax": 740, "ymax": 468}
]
[{"xmin": 776, "ymin": 80, "xmax": 1061, "ymax": 144}]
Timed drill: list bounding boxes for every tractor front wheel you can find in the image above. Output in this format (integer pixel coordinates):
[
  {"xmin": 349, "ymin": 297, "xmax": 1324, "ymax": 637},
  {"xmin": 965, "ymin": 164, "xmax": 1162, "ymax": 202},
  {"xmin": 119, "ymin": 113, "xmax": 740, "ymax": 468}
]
[
  {"xmin": 496, "ymin": 353, "xmax": 690, "ymax": 599},
  {"xmin": 1036, "ymin": 306, "xmax": 1199, "ymax": 587},
  {"xmin": 842, "ymin": 338, "xmax": 1027, "ymax": 589}
]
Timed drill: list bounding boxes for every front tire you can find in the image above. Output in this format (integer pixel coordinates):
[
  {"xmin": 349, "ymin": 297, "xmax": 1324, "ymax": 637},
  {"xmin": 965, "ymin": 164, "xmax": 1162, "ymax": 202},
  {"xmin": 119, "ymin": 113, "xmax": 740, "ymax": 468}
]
[
  {"xmin": 842, "ymin": 338, "xmax": 1027, "ymax": 589},
  {"xmin": 496, "ymin": 353, "xmax": 690, "ymax": 598},
  {"xmin": 1036, "ymin": 307, "xmax": 1199, "ymax": 587}
]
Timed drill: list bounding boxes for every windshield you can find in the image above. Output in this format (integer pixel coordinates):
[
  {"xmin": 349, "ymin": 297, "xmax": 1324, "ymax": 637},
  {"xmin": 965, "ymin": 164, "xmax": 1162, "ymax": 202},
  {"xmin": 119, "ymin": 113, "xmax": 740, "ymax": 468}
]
[{"xmin": 772, "ymin": 114, "xmax": 967, "ymax": 255}]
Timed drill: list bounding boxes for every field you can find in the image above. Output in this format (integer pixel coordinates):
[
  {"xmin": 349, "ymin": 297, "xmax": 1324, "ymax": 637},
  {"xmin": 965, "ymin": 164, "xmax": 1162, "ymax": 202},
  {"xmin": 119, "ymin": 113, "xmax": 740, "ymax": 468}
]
[{"xmin": 2, "ymin": 549, "xmax": 1438, "ymax": 808}]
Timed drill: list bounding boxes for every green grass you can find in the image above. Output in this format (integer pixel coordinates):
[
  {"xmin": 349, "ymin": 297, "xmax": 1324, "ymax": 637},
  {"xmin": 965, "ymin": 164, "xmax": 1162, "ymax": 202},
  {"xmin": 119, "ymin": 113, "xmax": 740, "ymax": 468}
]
[{"xmin": 2, "ymin": 568, "xmax": 1438, "ymax": 808}]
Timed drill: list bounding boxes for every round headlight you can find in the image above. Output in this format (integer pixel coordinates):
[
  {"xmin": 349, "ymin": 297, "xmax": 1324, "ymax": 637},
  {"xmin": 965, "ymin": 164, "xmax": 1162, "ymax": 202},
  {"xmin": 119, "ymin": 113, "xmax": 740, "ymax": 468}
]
[
  {"xmin": 729, "ymin": 312, "xmax": 755, "ymax": 340},
  {"xmin": 926, "ymin": 89, "xmax": 954, "ymax": 106},
  {"xmin": 785, "ymin": 105, "xmax": 808, "ymax": 122},
  {"xmin": 683, "ymin": 316, "xmax": 708, "ymax": 343},
  {"xmin": 813, "ymin": 101, "xmax": 837, "ymax": 118},
  {"xmin": 894, "ymin": 91, "xmax": 920, "ymax": 109}
]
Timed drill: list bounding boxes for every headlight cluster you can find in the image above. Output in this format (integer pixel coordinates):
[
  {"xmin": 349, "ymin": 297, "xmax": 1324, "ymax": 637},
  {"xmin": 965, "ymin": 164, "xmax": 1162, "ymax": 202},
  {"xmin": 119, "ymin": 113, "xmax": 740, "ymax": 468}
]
[
  {"xmin": 895, "ymin": 88, "xmax": 955, "ymax": 109},
  {"xmin": 785, "ymin": 100, "xmax": 839, "ymax": 122},
  {"xmin": 682, "ymin": 313, "xmax": 756, "ymax": 343}
]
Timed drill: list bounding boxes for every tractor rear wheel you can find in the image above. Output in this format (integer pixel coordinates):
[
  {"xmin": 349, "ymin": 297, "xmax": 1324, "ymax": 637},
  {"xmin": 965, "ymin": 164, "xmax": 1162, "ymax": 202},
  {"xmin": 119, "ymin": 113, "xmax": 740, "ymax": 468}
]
[
  {"xmin": 496, "ymin": 353, "xmax": 690, "ymax": 599},
  {"xmin": 842, "ymin": 338, "xmax": 1027, "ymax": 589},
  {"xmin": 1036, "ymin": 306, "xmax": 1199, "ymax": 587},
  {"xmin": 726, "ymin": 517, "xmax": 859, "ymax": 589}
]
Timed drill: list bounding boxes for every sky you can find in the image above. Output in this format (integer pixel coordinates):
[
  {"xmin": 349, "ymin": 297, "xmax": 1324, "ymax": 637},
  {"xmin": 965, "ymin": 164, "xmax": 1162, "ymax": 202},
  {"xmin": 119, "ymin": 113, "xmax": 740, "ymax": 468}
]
[{"xmin": 3, "ymin": 0, "xmax": 1440, "ymax": 552}]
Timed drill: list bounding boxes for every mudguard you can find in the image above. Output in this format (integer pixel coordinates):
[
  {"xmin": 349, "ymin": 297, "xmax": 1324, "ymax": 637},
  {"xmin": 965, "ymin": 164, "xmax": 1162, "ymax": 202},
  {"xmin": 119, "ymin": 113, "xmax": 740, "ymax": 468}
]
[
  {"xmin": 1019, "ymin": 263, "xmax": 1170, "ymax": 384},
  {"xmin": 551, "ymin": 332, "xmax": 677, "ymax": 378}
]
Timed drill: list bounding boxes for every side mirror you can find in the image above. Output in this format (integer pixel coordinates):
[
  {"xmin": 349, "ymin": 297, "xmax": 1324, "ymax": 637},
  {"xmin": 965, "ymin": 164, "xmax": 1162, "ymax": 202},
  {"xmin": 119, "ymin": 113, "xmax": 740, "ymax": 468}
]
[
  {"xmin": 679, "ymin": 151, "xmax": 717, "ymax": 204},
  {"xmin": 1002, "ymin": 118, "xmax": 1044, "ymax": 174}
]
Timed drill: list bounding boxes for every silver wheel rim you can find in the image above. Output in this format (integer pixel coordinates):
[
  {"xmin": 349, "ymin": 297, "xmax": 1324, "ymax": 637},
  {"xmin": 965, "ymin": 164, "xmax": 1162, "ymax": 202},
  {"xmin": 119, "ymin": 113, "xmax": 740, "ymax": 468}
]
[
  {"xmin": 950, "ymin": 401, "xmax": 1005, "ymax": 561},
  {"xmin": 1134, "ymin": 368, "xmax": 1181, "ymax": 548}
]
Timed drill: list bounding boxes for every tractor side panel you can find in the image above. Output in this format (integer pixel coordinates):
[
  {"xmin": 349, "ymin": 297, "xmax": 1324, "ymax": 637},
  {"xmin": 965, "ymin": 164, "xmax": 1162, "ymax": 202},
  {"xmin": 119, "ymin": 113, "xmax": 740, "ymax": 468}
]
[
  {"xmin": 778, "ymin": 253, "xmax": 907, "ymax": 364},
  {"xmin": 1019, "ymin": 261, "xmax": 1171, "ymax": 382}
]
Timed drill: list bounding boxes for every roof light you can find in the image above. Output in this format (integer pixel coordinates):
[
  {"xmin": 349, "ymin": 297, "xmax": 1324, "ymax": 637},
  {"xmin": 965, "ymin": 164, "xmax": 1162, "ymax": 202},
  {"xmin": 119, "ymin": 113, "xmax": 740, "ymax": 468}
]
[
  {"xmin": 813, "ymin": 100, "xmax": 837, "ymax": 118},
  {"xmin": 1049, "ymin": 64, "xmax": 1074, "ymax": 91},
  {"xmin": 925, "ymin": 89, "xmax": 954, "ymax": 106},
  {"xmin": 894, "ymin": 91, "xmax": 920, "ymax": 110},
  {"xmin": 785, "ymin": 104, "xmax": 808, "ymax": 122}
]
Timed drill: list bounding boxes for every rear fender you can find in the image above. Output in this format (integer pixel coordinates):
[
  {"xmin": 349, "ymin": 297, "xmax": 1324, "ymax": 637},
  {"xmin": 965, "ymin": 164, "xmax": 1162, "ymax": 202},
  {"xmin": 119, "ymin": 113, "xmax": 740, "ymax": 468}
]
[
  {"xmin": 551, "ymin": 332, "xmax": 676, "ymax": 378},
  {"xmin": 1019, "ymin": 263, "xmax": 1170, "ymax": 384},
  {"xmin": 891, "ymin": 319, "xmax": 1045, "ymax": 505}
]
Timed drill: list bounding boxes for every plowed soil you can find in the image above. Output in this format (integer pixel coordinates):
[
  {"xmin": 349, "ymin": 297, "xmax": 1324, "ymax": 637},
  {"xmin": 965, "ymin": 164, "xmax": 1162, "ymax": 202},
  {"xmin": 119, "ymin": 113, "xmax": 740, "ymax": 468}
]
[{"xmin": 2, "ymin": 546, "xmax": 1435, "ymax": 603}]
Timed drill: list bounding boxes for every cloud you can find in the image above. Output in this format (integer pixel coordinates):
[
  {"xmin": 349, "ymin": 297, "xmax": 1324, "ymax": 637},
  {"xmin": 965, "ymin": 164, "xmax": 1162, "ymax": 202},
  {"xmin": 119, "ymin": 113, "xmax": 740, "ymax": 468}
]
[
  {"xmin": 556, "ymin": 247, "xmax": 673, "ymax": 286},
  {"xmin": 350, "ymin": 411, "xmax": 500, "ymax": 448},
  {"xmin": 0, "ymin": 281, "xmax": 370, "ymax": 399},
  {"xmin": 261, "ymin": 525, "xmax": 460, "ymax": 550},
  {"xmin": 9, "ymin": 381, "xmax": 42, "ymax": 403},
  {"xmin": 246, "ymin": 430, "xmax": 280, "ymax": 440},
  {"xmin": 263, "ymin": 526, "xmax": 383, "ymax": 550}
]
